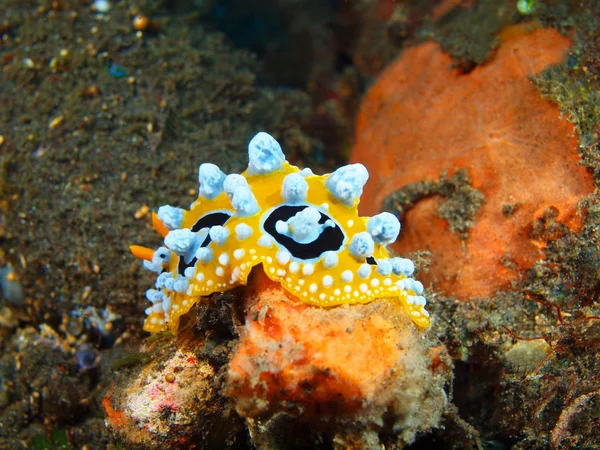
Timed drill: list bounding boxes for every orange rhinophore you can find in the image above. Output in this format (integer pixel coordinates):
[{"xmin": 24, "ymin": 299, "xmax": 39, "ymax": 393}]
[
  {"xmin": 129, "ymin": 245, "xmax": 155, "ymax": 262},
  {"xmin": 151, "ymin": 212, "xmax": 169, "ymax": 237}
]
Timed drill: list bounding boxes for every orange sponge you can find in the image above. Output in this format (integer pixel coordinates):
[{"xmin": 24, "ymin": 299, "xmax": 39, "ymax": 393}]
[
  {"xmin": 226, "ymin": 267, "xmax": 450, "ymax": 446},
  {"xmin": 228, "ymin": 270, "xmax": 397, "ymax": 417},
  {"xmin": 351, "ymin": 25, "xmax": 594, "ymax": 299}
]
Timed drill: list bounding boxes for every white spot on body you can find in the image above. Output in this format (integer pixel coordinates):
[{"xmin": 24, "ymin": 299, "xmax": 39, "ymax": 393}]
[
  {"xmin": 247, "ymin": 132, "xmax": 285, "ymax": 175},
  {"xmin": 218, "ymin": 253, "xmax": 230, "ymax": 266},
  {"xmin": 367, "ymin": 212, "xmax": 401, "ymax": 245},
  {"xmin": 198, "ymin": 163, "xmax": 226, "ymax": 199},
  {"xmin": 235, "ymin": 223, "xmax": 254, "ymax": 240},
  {"xmin": 322, "ymin": 251, "xmax": 338, "ymax": 269},
  {"xmin": 302, "ymin": 264, "xmax": 314, "ymax": 276},
  {"xmin": 209, "ymin": 226, "xmax": 229, "ymax": 245},
  {"xmin": 275, "ymin": 220, "xmax": 289, "ymax": 234},
  {"xmin": 145, "ymin": 289, "xmax": 164, "ymax": 304},
  {"xmin": 341, "ymin": 270, "xmax": 353, "ymax": 282},
  {"xmin": 322, "ymin": 275, "xmax": 333, "ymax": 288},
  {"xmin": 413, "ymin": 281, "xmax": 425, "ymax": 294},
  {"xmin": 258, "ymin": 234, "xmax": 273, "ymax": 248},
  {"xmin": 282, "ymin": 207, "xmax": 332, "ymax": 244},
  {"xmin": 196, "ymin": 247, "xmax": 214, "ymax": 263},
  {"xmin": 358, "ymin": 264, "xmax": 371, "ymax": 278},
  {"xmin": 164, "ymin": 229, "xmax": 196, "ymax": 255},
  {"xmin": 349, "ymin": 232, "xmax": 375, "ymax": 260},
  {"xmin": 277, "ymin": 251, "xmax": 291, "ymax": 265},
  {"xmin": 376, "ymin": 259, "xmax": 392, "ymax": 276},
  {"xmin": 390, "ymin": 257, "xmax": 415, "ymax": 276},
  {"xmin": 325, "ymin": 163, "xmax": 369, "ymax": 206},
  {"xmin": 282, "ymin": 173, "xmax": 308, "ymax": 203},
  {"xmin": 157, "ymin": 205, "xmax": 184, "ymax": 230}
]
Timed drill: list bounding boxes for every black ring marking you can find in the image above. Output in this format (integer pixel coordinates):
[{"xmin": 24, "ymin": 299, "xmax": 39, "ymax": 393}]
[
  {"xmin": 263, "ymin": 205, "xmax": 345, "ymax": 260},
  {"xmin": 177, "ymin": 212, "xmax": 232, "ymax": 276}
]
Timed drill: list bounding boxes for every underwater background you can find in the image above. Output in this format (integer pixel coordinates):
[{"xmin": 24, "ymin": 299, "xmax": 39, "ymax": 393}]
[{"xmin": 1, "ymin": 0, "xmax": 600, "ymax": 449}]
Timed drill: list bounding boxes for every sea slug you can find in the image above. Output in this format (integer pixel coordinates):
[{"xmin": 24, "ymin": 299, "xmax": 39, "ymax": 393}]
[{"xmin": 131, "ymin": 132, "xmax": 429, "ymax": 333}]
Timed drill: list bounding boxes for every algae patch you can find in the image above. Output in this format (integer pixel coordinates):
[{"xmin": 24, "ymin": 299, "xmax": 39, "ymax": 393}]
[
  {"xmin": 424, "ymin": 0, "xmax": 519, "ymax": 71},
  {"xmin": 382, "ymin": 169, "xmax": 484, "ymax": 239}
]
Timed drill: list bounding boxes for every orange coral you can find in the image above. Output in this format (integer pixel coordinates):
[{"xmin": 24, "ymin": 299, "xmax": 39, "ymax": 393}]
[{"xmin": 351, "ymin": 25, "xmax": 594, "ymax": 299}]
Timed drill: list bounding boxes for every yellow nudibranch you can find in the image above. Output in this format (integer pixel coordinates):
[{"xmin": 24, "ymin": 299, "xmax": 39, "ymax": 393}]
[{"xmin": 131, "ymin": 132, "xmax": 430, "ymax": 333}]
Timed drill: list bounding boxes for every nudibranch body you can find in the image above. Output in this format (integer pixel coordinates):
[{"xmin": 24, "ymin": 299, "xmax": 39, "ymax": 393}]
[{"xmin": 131, "ymin": 132, "xmax": 429, "ymax": 333}]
